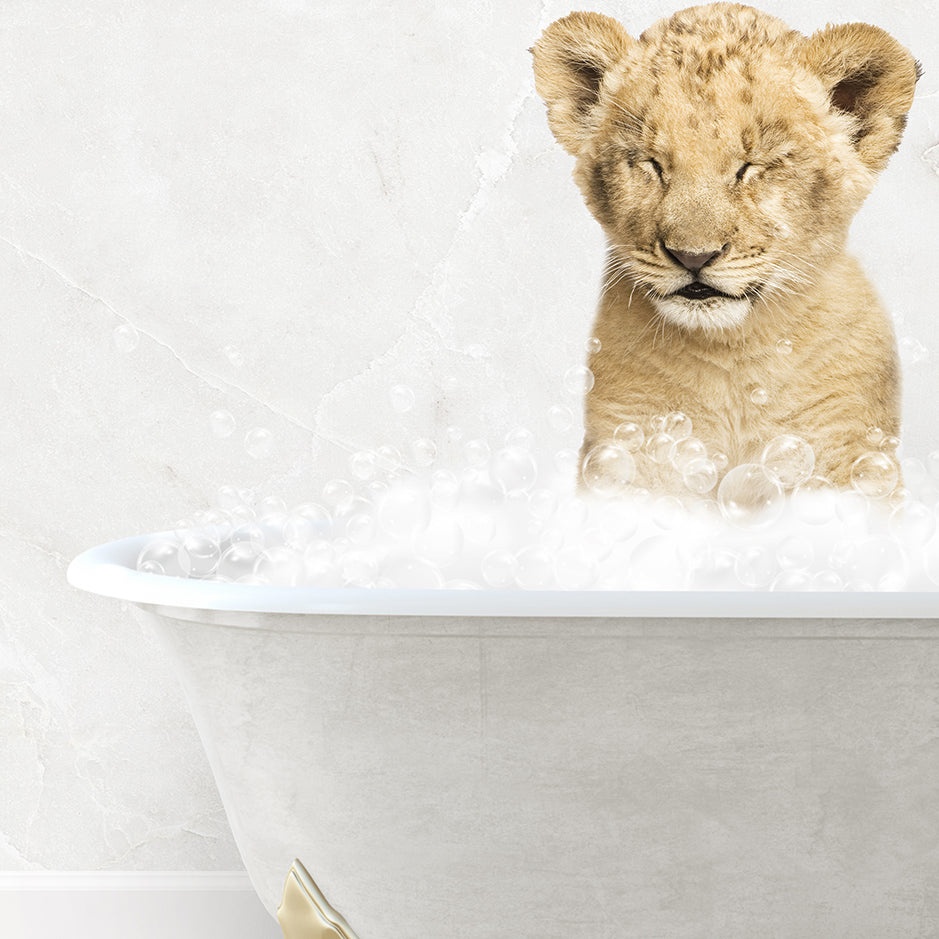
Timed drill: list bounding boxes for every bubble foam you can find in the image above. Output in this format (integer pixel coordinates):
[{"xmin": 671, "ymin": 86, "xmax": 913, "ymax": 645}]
[{"xmin": 136, "ymin": 421, "xmax": 939, "ymax": 592}]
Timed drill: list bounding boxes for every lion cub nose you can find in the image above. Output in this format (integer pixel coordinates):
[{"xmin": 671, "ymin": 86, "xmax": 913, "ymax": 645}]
[{"xmin": 665, "ymin": 246, "xmax": 724, "ymax": 273}]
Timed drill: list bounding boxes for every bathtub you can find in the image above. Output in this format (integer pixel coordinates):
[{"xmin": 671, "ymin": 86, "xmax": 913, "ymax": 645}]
[{"xmin": 68, "ymin": 532, "xmax": 939, "ymax": 938}]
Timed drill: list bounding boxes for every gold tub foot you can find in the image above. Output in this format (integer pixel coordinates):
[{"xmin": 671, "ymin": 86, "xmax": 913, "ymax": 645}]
[{"xmin": 277, "ymin": 859, "xmax": 360, "ymax": 939}]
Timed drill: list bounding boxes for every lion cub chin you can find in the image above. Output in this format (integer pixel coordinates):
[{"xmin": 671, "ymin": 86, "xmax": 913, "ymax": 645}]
[{"xmin": 532, "ymin": 2, "xmax": 918, "ymax": 499}]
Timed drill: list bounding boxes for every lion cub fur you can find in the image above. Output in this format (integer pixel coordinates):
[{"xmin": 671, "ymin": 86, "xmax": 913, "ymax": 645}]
[{"xmin": 532, "ymin": 2, "xmax": 918, "ymax": 495}]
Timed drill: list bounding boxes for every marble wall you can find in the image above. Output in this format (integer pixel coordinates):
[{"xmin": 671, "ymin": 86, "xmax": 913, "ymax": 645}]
[{"xmin": 1, "ymin": 0, "xmax": 936, "ymax": 873}]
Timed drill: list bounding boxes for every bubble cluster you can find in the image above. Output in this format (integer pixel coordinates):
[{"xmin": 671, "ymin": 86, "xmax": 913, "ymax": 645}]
[{"xmin": 135, "ymin": 406, "xmax": 939, "ymax": 592}]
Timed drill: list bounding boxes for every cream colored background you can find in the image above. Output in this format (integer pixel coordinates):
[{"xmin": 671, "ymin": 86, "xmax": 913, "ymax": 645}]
[{"xmin": 1, "ymin": 0, "xmax": 937, "ymax": 874}]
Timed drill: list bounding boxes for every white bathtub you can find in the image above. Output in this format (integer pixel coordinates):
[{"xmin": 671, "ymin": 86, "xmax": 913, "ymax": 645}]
[{"xmin": 69, "ymin": 533, "xmax": 939, "ymax": 938}]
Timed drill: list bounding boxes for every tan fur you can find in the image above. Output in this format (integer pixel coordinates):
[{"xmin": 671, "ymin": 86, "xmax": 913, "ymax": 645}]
[{"xmin": 532, "ymin": 3, "xmax": 918, "ymax": 495}]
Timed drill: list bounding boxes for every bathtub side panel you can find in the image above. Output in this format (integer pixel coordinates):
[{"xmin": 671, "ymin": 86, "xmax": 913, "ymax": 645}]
[{"xmin": 138, "ymin": 609, "xmax": 939, "ymax": 939}]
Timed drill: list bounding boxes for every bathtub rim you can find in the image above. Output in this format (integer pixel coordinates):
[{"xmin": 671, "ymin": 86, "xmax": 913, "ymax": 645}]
[{"xmin": 67, "ymin": 531, "xmax": 939, "ymax": 619}]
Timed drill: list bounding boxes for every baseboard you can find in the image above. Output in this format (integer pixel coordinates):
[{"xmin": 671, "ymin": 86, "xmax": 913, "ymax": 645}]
[{"xmin": 0, "ymin": 871, "xmax": 283, "ymax": 939}]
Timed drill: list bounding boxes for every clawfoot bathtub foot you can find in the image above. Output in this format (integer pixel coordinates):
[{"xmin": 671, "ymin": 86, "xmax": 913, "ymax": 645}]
[{"xmin": 277, "ymin": 859, "xmax": 360, "ymax": 939}]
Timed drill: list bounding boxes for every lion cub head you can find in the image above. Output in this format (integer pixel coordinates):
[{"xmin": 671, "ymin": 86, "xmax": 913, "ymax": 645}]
[{"xmin": 532, "ymin": 2, "xmax": 919, "ymax": 337}]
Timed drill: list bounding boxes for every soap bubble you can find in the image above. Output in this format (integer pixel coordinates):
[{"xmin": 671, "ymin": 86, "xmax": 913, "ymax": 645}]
[
  {"xmin": 682, "ymin": 458, "xmax": 718, "ymax": 495},
  {"xmin": 770, "ymin": 569, "xmax": 813, "ymax": 591},
  {"xmin": 776, "ymin": 339, "xmax": 792, "ymax": 355},
  {"xmin": 529, "ymin": 488, "xmax": 558, "ymax": 522},
  {"xmin": 464, "ymin": 438, "xmax": 491, "ymax": 468},
  {"xmin": 791, "ymin": 476, "xmax": 837, "ymax": 524},
  {"xmin": 761, "ymin": 435, "xmax": 815, "ymax": 489},
  {"xmin": 923, "ymin": 534, "xmax": 939, "ymax": 586},
  {"xmin": 244, "ymin": 427, "xmax": 275, "ymax": 460},
  {"xmin": 345, "ymin": 510, "xmax": 377, "ymax": 546},
  {"xmin": 339, "ymin": 549, "xmax": 381, "ymax": 586},
  {"xmin": 322, "ymin": 479, "xmax": 355, "ymax": 512},
  {"xmin": 585, "ymin": 336, "xmax": 602, "ymax": 354},
  {"xmin": 718, "ymin": 463, "xmax": 785, "ymax": 528},
  {"xmin": 215, "ymin": 485, "xmax": 243, "ymax": 511},
  {"xmin": 850, "ymin": 451, "xmax": 899, "ymax": 499},
  {"xmin": 581, "ymin": 443, "xmax": 636, "ymax": 496},
  {"xmin": 835, "ymin": 490, "xmax": 870, "ymax": 525},
  {"xmin": 663, "ymin": 411, "xmax": 692, "ymax": 441},
  {"xmin": 555, "ymin": 497, "xmax": 590, "ymax": 532},
  {"xmin": 179, "ymin": 533, "xmax": 221, "ymax": 578},
  {"xmin": 837, "ymin": 537, "xmax": 908, "ymax": 590},
  {"xmin": 137, "ymin": 538, "xmax": 189, "ymax": 577},
  {"xmin": 230, "ymin": 522, "xmax": 265, "ymax": 548},
  {"xmin": 811, "ymin": 570, "xmax": 844, "ymax": 591},
  {"xmin": 734, "ymin": 545, "xmax": 776, "ymax": 588},
  {"xmin": 210, "ymin": 409, "xmax": 236, "ymax": 438},
  {"xmin": 776, "ymin": 536, "xmax": 814, "ymax": 570},
  {"xmin": 217, "ymin": 541, "xmax": 264, "ymax": 581},
  {"xmin": 711, "ymin": 451, "xmax": 729, "ymax": 471},
  {"xmin": 430, "ymin": 469, "xmax": 460, "ymax": 508},
  {"xmin": 866, "ymin": 427, "xmax": 885, "ymax": 446},
  {"xmin": 505, "ymin": 427, "xmax": 536, "ymax": 450},
  {"xmin": 254, "ymin": 510, "xmax": 287, "ymax": 546},
  {"xmin": 563, "ymin": 365, "xmax": 594, "ymax": 397},
  {"xmin": 901, "ymin": 458, "xmax": 928, "ymax": 490},
  {"xmin": 879, "ymin": 435, "xmax": 900, "ymax": 453},
  {"xmin": 413, "ymin": 515, "xmax": 463, "ymax": 567},
  {"xmin": 112, "ymin": 323, "xmax": 139, "ymax": 353},
  {"xmin": 670, "ymin": 437, "xmax": 707, "ymax": 472},
  {"xmin": 481, "ymin": 549, "xmax": 517, "ymax": 588},
  {"xmin": 349, "ymin": 450, "xmax": 379, "ymax": 481},
  {"xmin": 548, "ymin": 405, "xmax": 574, "ymax": 433},
  {"xmin": 222, "ymin": 345, "xmax": 244, "ymax": 367},
  {"xmin": 554, "ymin": 448, "xmax": 580, "ymax": 478},
  {"xmin": 375, "ymin": 445, "xmax": 404, "ymax": 474},
  {"xmin": 253, "ymin": 546, "xmax": 307, "ymax": 586},
  {"xmin": 749, "ymin": 386, "xmax": 769, "ymax": 406},
  {"xmin": 645, "ymin": 432, "xmax": 674, "ymax": 464},
  {"xmin": 258, "ymin": 495, "xmax": 287, "ymax": 517},
  {"xmin": 411, "ymin": 437, "xmax": 437, "ymax": 467},
  {"xmin": 515, "ymin": 546, "xmax": 554, "ymax": 589},
  {"xmin": 389, "ymin": 384, "xmax": 415, "ymax": 413},
  {"xmin": 888, "ymin": 501, "xmax": 935, "ymax": 545},
  {"xmin": 303, "ymin": 550, "xmax": 342, "ymax": 587},
  {"xmin": 283, "ymin": 503, "xmax": 332, "ymax": 549},
  {"xmin": 491, "ymin": 446, "xmax": 538, "ymax": 494},
  {"xmin": 613, "ymin": 422, "xmax": 645, "ymax": 452},
  {"xmin": 377, "ymin": 483, "xmax": 431, "ymax": 538}
]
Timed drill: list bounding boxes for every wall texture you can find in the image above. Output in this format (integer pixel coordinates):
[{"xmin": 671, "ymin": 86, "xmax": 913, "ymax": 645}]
[{"xmin": 1, "ymin": 0, "xmax": 937, "ymax": 877}]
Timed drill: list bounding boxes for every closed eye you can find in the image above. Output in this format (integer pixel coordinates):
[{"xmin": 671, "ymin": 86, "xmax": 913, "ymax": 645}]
[
  {"xmin": 736, "ymin": 162, "xmax": 754, "ymax": 182},
  {"xmin": 647, "ymin": 157, "xmax": 665, "ymax": 180}
]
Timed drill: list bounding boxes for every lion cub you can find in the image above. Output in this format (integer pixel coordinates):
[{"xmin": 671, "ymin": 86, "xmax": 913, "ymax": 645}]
[{"xmin": 532, "ymin": 2, "xmax": 918, "ymax": 497}]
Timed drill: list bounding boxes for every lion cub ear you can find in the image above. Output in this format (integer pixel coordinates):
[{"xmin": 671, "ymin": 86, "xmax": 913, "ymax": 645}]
[
  {"xmin": 800, "ymin": 23, "xmax": 920, "ymax": 173},
  {"xmin": 531, "ymin": 12, "xmax": 635, "ymax": 155}
]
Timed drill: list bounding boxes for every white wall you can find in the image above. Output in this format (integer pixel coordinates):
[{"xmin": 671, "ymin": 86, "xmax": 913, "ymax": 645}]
[
  {"xmin": 0, "ymin": 0, "xmax": 936, "ymax": 901},
  {"xmin": 0, "ymin": 872, "xmax": 281, "ymax": 939}
]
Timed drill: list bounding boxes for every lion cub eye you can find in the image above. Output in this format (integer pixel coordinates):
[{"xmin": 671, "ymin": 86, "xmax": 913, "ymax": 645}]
[
  {"xmin": 735, "ymin": 162, "xmax": 756, "ymax": 183},
  {"xmin": 643, "ymin": 158, "xmax": 665, "ymax": 181}
]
